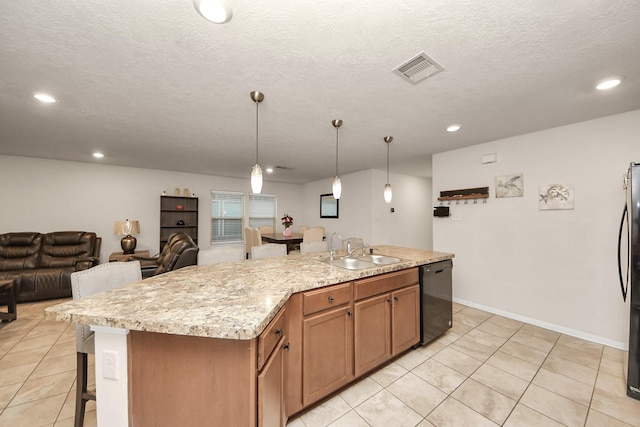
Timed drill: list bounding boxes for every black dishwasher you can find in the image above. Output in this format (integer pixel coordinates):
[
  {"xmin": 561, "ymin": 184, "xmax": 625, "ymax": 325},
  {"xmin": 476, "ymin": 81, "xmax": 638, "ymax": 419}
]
[{"xmin": 419, "ymin": 260, "xmax": 453, "ymax": 345}]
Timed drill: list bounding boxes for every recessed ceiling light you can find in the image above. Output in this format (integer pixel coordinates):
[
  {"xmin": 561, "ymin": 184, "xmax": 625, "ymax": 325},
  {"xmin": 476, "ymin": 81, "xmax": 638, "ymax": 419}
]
[
  {"xmin": 93, "ymin": 152, "xmax": 104, "ymax": 159},
  {"xmin": 446, "ymin": 124, "xmax": 461, "ymax": 132},
  {"xmin": 193, "ymin": 0, "xmax": 232, "ymax": 24},
  {"xmin": 596, "ymin": 77, "xmax": 622, "ymax": 90},
  {"xmin": 34, "ymin": 93, "xmax": 57, "ymax": 103},
  {"xmin": 266, "ymin": 167, "xmax": 274, "ymax": 173}
]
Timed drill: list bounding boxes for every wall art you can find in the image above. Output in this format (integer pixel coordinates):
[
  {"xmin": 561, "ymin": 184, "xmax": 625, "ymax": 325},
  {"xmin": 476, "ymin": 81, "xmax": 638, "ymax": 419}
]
[
  {"xmin": 495, "ymin": 174, "xmax": 524, "ymax": 198},
  {"xmin": 538, "ymin": 183, "xmax": 574, "ymax": 210}
]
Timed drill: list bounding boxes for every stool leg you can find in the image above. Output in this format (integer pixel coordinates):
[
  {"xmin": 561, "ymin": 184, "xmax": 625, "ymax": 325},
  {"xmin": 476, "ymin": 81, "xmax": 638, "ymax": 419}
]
[{"xmin": 75, "ymin": 352, "xmax": 88, "ymax": 427}]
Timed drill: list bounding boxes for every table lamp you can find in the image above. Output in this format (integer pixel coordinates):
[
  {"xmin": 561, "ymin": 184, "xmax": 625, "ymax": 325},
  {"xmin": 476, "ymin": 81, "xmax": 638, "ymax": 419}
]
[{"xmin": 114, "ymin": 219, "xmax": 140, "ymax": 254}]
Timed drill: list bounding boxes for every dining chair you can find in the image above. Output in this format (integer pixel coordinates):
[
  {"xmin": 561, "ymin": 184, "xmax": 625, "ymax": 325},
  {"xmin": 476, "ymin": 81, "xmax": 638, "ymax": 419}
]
[
  {"xmin": 251, "ymin": 243, "xmax": 287, "ymax": 259},
  {"xmin": 298, "ymin": 225, "xmax": 309, "ymax": 234},
  {"xmin": 198, "ymin": 244, "xmax": 245, "ymax": 265},
  {"xmin": 258, "ymin": 225, "xmax": 274, "ymax": 234},
  {"xmin": 303, "ymin": 227, "xmax": 324, "ymax": 243},
  {"xmin": 252, "ymin": 227, "xmax": 263, "ymax": 248},
  {"xmin": 244, "ymin": 227, "xmax": 254, "ymax": 259},
  {"xmin": 71, "ymin": 261, "xmax": 142, "ymax": 427},
  {"xmin": 300, "ymin": 240, "xmax": 329, "ymax": 254}
]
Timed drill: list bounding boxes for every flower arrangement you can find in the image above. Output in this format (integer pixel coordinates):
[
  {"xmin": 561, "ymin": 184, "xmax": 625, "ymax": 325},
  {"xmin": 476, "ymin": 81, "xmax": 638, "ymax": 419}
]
[{"xmin": 281, "ymin": 214, "xmax": 294, "ymax": 228}]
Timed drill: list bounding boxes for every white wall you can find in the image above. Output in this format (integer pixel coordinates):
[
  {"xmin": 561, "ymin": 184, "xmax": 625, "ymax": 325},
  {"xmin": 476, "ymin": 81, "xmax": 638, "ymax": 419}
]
[
  {"xmin": 433, "ymin": 110, "xmax": 640, "ymax": 348},
  {"xmin": 301, "ymin": 169, "xmax": 433, "ymax": 250},
  {"xmin": 0, "ymin": 156, "xmax": 303, "ymax": 262}
]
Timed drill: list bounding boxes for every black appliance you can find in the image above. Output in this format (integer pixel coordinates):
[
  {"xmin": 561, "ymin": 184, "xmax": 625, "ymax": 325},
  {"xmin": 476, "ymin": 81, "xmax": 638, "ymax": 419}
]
[
  {"xmin": 419, "ymin": 260, "xmax": 453, "ymax": 345},
  {"xmin": 618, "ymin": 162, "xmax": 640, "ymax": 400}
]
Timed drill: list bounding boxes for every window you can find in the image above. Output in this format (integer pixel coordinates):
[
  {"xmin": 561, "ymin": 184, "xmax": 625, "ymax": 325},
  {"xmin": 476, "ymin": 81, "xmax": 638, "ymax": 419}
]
[
  {"xmin": 211, "ymin": 191, "xmax": 244, "ymax": 243},
  {"xmin": 248, "ymin": 194, "xmax": 276, "ymax": 229}
]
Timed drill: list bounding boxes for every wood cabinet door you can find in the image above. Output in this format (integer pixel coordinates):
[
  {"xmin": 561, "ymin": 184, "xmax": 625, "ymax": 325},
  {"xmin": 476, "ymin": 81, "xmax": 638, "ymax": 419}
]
[
  {"xmin": 391, "ymin": 284, "xmax": 421, "ymax": 354},
  {"xmin": 258, "ymin": 335, "xmax": 285, "ymax": 427},
  {"xmin": 302, "ymin": 305, "xmax": 354, "ymax": 405},
  {"xmin": 354, "ymin": 293, "xmax": 391, "ymax": 377}
]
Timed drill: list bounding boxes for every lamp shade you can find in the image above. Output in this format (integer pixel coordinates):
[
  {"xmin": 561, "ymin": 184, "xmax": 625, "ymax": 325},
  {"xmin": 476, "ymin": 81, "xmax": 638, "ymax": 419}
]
[
  {"xmin": 384, "ymin": 184, "xmax": 393, "ymax": 203},
  {"xmin": 332, "ymin": 176, "xmax": 342, "ymax": 200},
  {"xmin": 114, "ymin": 219, "xmax": 140, "ymax": 236},
  {"xmin": 251, "ymin": 164, "xmax": 263, "ymax": 194}
]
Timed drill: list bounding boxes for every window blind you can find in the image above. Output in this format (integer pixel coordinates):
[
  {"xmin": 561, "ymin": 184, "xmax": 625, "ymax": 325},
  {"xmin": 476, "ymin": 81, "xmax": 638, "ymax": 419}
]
[{"xmin": 211, "ymin": 191, "xmax": 244, "ymax": 243}]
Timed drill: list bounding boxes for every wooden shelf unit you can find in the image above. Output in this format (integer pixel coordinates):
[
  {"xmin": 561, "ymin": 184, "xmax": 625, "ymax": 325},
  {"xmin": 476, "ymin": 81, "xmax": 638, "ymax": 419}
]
[
  {"xmin": 437, "ymin": 186, "xmax": 489, "ymax": 202},
  {"xmin": 160, "ymin": 195, "xmax": 198, "ymax": 249}
]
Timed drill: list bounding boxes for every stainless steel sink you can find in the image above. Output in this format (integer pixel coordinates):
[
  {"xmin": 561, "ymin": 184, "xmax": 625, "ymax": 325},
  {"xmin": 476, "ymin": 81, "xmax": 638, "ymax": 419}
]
[
  {"xmin": 320, "ymin": 257, "xmax": 376, "ymax": 270},
  {"xmin": 356, "ymin": 254, "xmax": 403, "ymax": 265},
  {"xmin": 319, "ymin": 254, "xmax": 403, "ymax": 270}
]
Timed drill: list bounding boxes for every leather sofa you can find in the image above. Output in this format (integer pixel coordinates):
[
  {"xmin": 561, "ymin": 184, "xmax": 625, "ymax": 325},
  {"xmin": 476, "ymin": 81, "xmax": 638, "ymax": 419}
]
[{"xmin": 0, "ymin": 231, "xmax": 101, "ymax": 302}]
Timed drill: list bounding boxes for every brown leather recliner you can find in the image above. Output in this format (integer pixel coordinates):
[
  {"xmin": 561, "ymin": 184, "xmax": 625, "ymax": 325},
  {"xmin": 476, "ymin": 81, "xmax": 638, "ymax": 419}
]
[
  {"xmin": 131, "ymin": 233, "xmax": 199, "ymax": 278},
  {"xmin": 0, "ymin": 231, "xmax": 101, "ymax": 302}
]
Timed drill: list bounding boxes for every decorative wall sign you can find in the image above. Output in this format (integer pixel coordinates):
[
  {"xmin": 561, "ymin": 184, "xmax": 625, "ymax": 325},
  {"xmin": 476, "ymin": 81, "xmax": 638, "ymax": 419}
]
[
  {"xmin": 496, "ymin": 174, "xmax": 524, "ymax": 198},
  {"xmin": 538, "ymin": 183, "xmax": 574, "ymax": 210}
]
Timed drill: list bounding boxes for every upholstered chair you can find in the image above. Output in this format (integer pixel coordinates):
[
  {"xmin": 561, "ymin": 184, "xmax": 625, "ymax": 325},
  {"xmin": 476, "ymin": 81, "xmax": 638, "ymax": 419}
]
[
  {"xmin": 258, "ymin": 225, "xmax": 274, "ymax": 234},
  {"xmin": 244, "ymin": 227, "xmax": 254, "ymax": 259},
  {"xmin": 252, "ymin": 228, "xmax": 263, "ymax": 248},
  {"xmin": 251, "ymin": 243, "xmax": 287, "ymax": 259},
  {"xmin": 198, "ymin": 245, "xmax": 245, "ymax": 265},
  {"xmin": 131, "ymin": 233, "xmax": 198, "ymax": 278},
  {"xmin": 302, "ymin": 227, "xmax": 324, "ymax": 243},
  {"xmin": 298, "ymin": 225, "xmax": 309, "ymax": 234},
  {"xmin": 71, "ymin": 261, "xmax": 142, "ymax": 427},
  {"xmin": 300, "ymin": 240, "xmax": 329, "ymax": 254}
]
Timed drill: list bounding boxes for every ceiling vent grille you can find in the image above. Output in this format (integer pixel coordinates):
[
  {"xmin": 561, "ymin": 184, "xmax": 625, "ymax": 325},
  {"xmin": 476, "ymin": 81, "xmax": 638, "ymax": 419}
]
[{"xmin": 393, "ymin": 52, "xmax": 444, "ymax": 84}]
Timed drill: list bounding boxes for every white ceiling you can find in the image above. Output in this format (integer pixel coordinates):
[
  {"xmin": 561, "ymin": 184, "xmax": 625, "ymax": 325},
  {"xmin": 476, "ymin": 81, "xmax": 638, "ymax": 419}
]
[{"xmin": 1, "ymin": 0, "xmax": 639, "ymax": 184}]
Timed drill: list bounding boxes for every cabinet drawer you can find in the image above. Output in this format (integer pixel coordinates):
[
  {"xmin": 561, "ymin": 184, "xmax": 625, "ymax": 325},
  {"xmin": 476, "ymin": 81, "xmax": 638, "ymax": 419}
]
[
  {"xmin": 354, "ymin": 268, "xmax": 418, "ymax": 301},
  {"xmin": 258, "ymin": 307, "xmax": 286, "ymax": 371},
  {"xmin": 303, "ymin": 283, "xmax": 352, "ymax": 316}
]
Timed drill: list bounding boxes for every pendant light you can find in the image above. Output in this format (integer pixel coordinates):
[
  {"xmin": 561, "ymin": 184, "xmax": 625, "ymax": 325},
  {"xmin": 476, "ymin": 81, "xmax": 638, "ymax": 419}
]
[
  {"xmin": 384, "ymin": 136, "xmax": 393, "ymax": 203},
  {"xmin": 332, "ymin": 119, "xmax": 343, "ymax": 199},
  {"xmin": 250, "ymin": 91, "xmax": 264, "ymax": 194}
]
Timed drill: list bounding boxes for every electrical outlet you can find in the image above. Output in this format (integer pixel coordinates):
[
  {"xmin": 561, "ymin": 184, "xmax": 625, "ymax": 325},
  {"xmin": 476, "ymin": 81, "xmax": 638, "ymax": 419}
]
[{"xmin": 103, "ymin": 350, "xmax": 119, "ymax": 380}]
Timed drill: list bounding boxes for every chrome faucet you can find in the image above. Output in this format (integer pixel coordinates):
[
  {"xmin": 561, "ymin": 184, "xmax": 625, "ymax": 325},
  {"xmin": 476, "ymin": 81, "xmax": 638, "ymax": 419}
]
[
  {"xmin": 329, "ymin": 232, "xmax": 342, "ymax": 260},
  {"xmin": 347, "ymin": 242, "xmax": 368, "ymax": 257}
]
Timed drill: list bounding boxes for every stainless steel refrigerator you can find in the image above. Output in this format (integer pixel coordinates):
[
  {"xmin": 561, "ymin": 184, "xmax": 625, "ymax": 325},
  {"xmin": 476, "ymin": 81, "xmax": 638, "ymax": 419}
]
[{"xmin": 618, "ymin": 162, "xmax": 640, "ymax": 400}]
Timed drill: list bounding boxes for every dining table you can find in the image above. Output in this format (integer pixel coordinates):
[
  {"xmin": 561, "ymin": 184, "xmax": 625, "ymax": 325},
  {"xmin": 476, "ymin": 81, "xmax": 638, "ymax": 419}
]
[{"xmin": 260, "ymin": 232, "xmax": 304, "ymax": 254}]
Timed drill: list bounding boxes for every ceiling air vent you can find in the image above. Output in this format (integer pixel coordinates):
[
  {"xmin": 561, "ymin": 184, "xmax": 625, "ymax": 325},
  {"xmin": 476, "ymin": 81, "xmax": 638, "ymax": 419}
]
[{"xmin": 393, "ymin": 52, "xmax": 444, "ymax": 84}]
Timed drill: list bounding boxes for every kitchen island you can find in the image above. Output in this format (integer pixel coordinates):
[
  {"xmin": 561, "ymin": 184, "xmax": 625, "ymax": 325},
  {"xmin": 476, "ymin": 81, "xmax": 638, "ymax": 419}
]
[{"xmin": 45, "ymin": 245, "xmax": 453, "ymax": 427}]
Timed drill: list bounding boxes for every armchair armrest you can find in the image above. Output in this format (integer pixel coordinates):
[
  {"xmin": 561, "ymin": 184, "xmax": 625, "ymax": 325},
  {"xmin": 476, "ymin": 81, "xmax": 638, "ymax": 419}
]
[
  {"xmin": 128, "ymin": 255, "xmax": 158, "ymax": 263},
  {"xmin": 75, "ymin": 256, "xmax": 101, "ymax": 270}
]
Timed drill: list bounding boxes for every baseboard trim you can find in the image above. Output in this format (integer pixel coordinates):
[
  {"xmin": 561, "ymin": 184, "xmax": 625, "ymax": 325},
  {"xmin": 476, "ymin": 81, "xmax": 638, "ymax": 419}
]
[{"xmin": 453, "ymin": 297, "xmax": 627, "ymax": 350}]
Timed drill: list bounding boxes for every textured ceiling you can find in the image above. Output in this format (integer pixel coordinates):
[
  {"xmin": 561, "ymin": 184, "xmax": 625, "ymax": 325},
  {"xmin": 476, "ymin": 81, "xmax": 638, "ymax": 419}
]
[{"xmin": 1, "ymin": 0, "xmax": 639, "ymax": 184}]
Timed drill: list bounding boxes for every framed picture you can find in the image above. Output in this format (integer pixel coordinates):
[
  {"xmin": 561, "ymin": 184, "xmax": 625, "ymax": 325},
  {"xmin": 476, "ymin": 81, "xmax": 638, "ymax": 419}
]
[
  {"xmin": 495, "ymin": 174, "xmax": 524, "ymax": 198},
  {"xmin": 320, "ymin": 193, "xmax": 339, "ymax": 218},
  {"xmin": 538, "ymin": 183, "xmax": 574, "ymax": 210}
]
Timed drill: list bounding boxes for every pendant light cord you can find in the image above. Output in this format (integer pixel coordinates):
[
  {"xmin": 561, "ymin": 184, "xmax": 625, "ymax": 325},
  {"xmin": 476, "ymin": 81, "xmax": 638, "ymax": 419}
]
[
  {"xmin": 386, "ymin": 142, "xmax": 390, "ymax": 183},
  {"xmin": 335, "ymin": 127, "xmax": 339, "ymax": 176},
  {"xmin": 255, "ymin": 101, "xmax": 259, "ymax": 164}
]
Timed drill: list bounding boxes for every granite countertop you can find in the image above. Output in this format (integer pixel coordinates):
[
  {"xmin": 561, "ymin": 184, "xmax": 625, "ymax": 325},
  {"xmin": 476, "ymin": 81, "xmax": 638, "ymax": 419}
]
[{"xmin": 44, "ymin": 246, "xmax": 453, "ymax": 340}]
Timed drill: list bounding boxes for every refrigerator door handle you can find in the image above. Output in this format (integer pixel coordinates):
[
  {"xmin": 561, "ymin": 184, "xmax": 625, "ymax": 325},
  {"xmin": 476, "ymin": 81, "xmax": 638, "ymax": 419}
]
[{"xmin": 618, "ymin": 203, "xmax": 630, "ymax": 302}]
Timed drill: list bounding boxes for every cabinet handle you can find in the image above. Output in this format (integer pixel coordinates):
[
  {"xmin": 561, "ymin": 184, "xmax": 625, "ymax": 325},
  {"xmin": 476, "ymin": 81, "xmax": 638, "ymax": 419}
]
[
  {"xmin": 394, "ymin": 296, "xmax": 399, "ymax": 302},
  {"xmin": 347, "ymin": 311, "xmax": 353, "ymax": 317},
  {"xmin": 275, "ymin": 329, "xmax": 282, "ymax": 336},
  {"xmin": 328, "ymin": 296, "xmax": 335, "ymax": 302},
  {"xmin": 387, "ymin": 299, "xmax": 392, "ymax": 304},
  {"xmin": 283, "ymin": 343, "xmax": 290, "ymax": 350}
]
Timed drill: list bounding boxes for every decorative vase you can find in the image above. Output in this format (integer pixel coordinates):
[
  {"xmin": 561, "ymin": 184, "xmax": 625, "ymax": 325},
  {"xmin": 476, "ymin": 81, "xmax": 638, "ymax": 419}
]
[{"xmin": 283, "ymin": 227, "xmax": 292, "ymax": 237}]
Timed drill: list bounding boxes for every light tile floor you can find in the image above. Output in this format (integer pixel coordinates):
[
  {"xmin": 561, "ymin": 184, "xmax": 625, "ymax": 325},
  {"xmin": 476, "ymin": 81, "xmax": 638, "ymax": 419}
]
[{"xmin": 1, "ymin": 300, "xmax": 639, "ymax": 426}]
